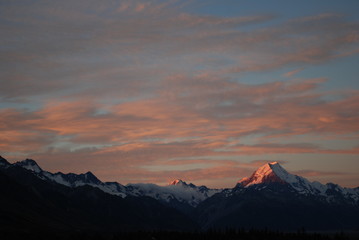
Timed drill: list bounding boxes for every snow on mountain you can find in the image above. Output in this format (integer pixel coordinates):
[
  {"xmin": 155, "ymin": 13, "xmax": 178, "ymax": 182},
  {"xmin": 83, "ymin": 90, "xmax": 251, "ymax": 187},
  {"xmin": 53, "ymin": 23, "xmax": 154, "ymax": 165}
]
[
  {"xmin": 44, "ymin": 171, "xmax": 127, "ymax": 197},
  {"xmin": 239, "ymin": 161, "xmax": 324, "ymax": 194},
  {"xmin": 7, "ymin": 159, "xmax": 219, "ymax": 205},
  {"xmin": 239, "ymin": 161, "xmax": 287, "ymax": 187},
  {"xmin": 14, "ymin": 159, "xmax": 43, "ymax": 173},
  {"xmin": 43, "ymin": 171, "xmax": 102, "ymax": 187},
  {"xmin": 5, "ymin": 157, "xmax": 358, "ymax": 206},
  {"xmin": 11, "ymin": 159, "xmax": 127, "ymax": 197},
  {"xmin": 127, "ymin": 179, "xmax": 221, "ymax": 207},
  {"xmin": 238, "ymin": 162, "xmax": 359, "ymax": 203},
  {"xmin": 101, "ymin": 182, "xmax": 127, "ymax": 197},
  {"xmin": 169, "ymin": 179, "xmax": 185, "ymax": 186}
]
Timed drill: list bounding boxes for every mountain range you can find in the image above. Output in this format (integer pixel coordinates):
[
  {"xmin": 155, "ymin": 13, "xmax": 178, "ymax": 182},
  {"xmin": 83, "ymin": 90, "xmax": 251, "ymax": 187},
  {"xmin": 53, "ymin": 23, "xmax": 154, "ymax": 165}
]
[{"xmin": 0, "ymin": 155, "xmax": 358, "ymax": 232}]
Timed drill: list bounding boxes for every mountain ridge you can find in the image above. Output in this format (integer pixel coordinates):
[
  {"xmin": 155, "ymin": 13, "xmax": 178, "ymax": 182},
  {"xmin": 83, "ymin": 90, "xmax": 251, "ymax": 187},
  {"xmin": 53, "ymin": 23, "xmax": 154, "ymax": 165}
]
[
  {"xmin": 3, "ymin": 157, "xmax": 358, "ymax": 205},
  {"xmin": 2, "ymin": 157, "xmax": 221, "ymax": 207},
  {"xmin": 238, "ymin": 161, "xmax": 288, "ymax": 187},
  {"xmin": 0, "ymin": 163, "xmax": 197, "ymax": 232},
  {"xmin": 237, "ymin": 161, "xmax": 359, "ymax": 204},
  {"xmin": 1, "ymin": 156, "xmax": 358, "ymax": 231}
]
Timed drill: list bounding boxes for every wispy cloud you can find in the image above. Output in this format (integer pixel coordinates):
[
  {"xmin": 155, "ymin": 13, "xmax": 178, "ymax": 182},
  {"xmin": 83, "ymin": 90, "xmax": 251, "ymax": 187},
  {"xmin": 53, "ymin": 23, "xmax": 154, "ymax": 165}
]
[
  {"xmin": 283, "ymin": 68, "xmax": 304, "ymax": 78},
  {"xmin": 1, "ymin": 77, "xmax": 359, "ymax": 186},
  {"xmin": 1, "ymin": 0, "xmax": 359, "ymax": 187},
  {"xmin": 292, "ymin": 170, "xmax": 346, "ymax": 177}
]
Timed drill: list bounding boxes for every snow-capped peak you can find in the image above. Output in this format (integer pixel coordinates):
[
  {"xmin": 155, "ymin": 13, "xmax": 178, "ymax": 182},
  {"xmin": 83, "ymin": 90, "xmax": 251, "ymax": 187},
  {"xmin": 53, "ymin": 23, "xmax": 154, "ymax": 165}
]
[
  {"xmin": 83, "ymin": 171, "xmax": 100, "ymax": 183},
  {"xmin": 239, "ymin": 162, "xmax": 289, "ymax": 187},
  {"xmin": 15, "ymin": 159, "xmax": 43, "ymax": 173},
  {"xmin": 169, "ymin": 179, "xmax": 186, "ymax": 186},
  {"xmin": 237, "ymin": 162, "xmax": 359, "ymax": 203},
  {"xmin": 269, "ymin": 162, "xmax": 299, "ymax": 183}
]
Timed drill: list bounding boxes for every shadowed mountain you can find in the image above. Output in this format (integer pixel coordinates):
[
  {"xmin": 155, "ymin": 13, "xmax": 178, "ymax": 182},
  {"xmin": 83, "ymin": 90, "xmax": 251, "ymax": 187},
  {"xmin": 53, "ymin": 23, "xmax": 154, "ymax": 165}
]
[
  {"xmin": 0, "ymin": 157, "xmax": 197, "ymax": 233},
  {"xmin": 0, "ymin": 157, "xmax": 358, "ymax": 233},
  {"xmin": 6, "ymin": 158, "xmax": 219, "ymax": 208},
  {"xmin": 195, "ymin": 162, "xmax": 359, "ymax": 231}
]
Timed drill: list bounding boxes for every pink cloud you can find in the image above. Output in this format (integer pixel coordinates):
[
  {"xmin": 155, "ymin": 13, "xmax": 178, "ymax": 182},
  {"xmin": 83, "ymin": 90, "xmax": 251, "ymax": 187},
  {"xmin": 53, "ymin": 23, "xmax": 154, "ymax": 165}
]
[
  {"xmin": 283, "ymin": 68, "xmax": 304, "ymax": 78},
  {"xmin": 2, "ymin": 78, "xmax": 359, "ymax": 160}
]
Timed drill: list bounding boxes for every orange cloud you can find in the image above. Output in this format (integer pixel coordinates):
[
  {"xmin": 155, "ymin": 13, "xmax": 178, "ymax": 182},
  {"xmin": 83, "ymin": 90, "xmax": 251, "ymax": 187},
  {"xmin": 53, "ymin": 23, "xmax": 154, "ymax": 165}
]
[{"xmin": 2, "ymin": 78, "xmax": 359, "ymax": 160}]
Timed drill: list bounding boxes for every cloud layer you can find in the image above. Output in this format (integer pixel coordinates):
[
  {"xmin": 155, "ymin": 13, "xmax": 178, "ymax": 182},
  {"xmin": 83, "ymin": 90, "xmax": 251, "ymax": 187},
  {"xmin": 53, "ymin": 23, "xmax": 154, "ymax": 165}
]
[{"xmin": 1, "ymin": 0, "xmax": 359, "ymax": 187}]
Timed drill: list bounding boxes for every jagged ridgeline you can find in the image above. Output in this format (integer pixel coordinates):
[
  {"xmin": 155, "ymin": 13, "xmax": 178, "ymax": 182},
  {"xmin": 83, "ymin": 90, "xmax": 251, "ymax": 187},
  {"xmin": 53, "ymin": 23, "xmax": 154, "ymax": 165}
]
[{"xmin": 0, "ymin": 156, "xmax": 358, "ymax": 234}]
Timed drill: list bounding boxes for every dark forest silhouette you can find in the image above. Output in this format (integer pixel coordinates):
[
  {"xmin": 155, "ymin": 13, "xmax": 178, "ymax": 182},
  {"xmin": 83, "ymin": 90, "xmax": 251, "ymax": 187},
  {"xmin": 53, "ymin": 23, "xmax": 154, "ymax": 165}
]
[{"xmin": 1, "ymin": 229, "xmax": 355, "ymax": 240}]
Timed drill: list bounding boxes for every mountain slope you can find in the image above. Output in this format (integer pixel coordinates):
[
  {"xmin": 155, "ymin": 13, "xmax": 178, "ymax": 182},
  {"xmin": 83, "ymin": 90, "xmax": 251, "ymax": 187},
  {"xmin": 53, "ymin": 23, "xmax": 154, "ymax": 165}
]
[
  {"xmin": 195, "ymin": 162, "xmax": 359, "ymax": 231},
  {"xmin": 11, "ymin": 159, "xmax": 128, "ymax": 197},
  {"xmin": 1, "ymin": 156, "xmax": 358, "ymax": 231},
  {"xmin": 237, "ymin": 162, "xmax": 358, "ymax": 204},
  {"xmin": 0, "ymin": 160, "xmax": 198, "ymax": 232},
  {"xmin": 7, "ymin": 158, "xmax": 219, "ymax": 207},
  {"xmin": 127, "ymin": 179, "xmax": 220, "ymax": 207}
]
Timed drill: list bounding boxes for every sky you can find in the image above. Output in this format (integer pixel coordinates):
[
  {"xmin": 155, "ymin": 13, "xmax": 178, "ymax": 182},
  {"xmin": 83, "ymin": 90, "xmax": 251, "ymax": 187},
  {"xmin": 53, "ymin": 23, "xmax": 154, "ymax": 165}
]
[{"xmin": 1, "ymin": 0, "xmax": 359, "ymax": 188}]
